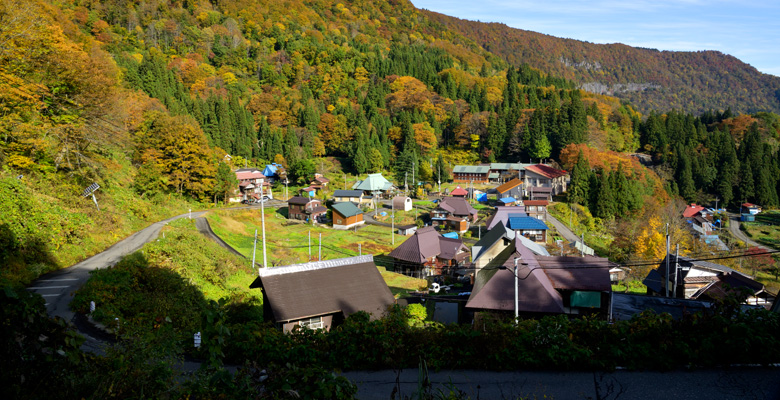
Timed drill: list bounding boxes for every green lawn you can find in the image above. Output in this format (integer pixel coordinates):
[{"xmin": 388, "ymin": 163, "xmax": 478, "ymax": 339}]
[{"xmin": 742, "ymin": 211, "xmax": 780, "ymax": 249}]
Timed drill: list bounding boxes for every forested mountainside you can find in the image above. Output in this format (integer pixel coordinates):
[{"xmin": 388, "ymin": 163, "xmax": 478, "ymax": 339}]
[
  {"xmin": 1, "ymin": 0, "xmax": 780, "ymax": 284},
  {"xmin": 422, "ymin": 10, "xmax": 780, "ymax": 115}
]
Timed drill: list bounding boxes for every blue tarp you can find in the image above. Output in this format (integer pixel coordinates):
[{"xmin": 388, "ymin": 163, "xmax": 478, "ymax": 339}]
[
  {"xmin": 442, "ymin": 232, "xmax": 459, "ymax": 239},
  {"xmin": 499, "ymin": 197, "xmax": 516, "ymax": 204},
  {"xmin": 476, "ymin": 193, "xmax": 488, "ymax": 202}
]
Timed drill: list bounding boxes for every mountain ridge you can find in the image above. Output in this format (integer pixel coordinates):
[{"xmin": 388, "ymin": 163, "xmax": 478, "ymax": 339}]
[{"xmin": 421, "ymin": 9, "xmax": 780, "ymax": 115}]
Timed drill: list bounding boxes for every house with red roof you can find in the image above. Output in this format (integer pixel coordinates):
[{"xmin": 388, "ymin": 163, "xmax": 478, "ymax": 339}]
[
  {"xmin": 233, "ymin": 168, "xmax": 272, "ymax": 202},
  {"xmin": 450, "ymin": 185, "xmax": 469, "ymax": 197},
  {"xmin": 522, "ymin": 164, "xmax": 568, "ymax": 198}
]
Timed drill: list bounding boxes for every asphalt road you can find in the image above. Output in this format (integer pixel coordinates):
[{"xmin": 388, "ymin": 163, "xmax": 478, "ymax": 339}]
[
  {"xmin": 728, "ymin": 213, "xmax": 773, "ymax": 251},
  {"xmin": 547, "ymin": 212, "xmax": 581, "ymax": 244},
  {"xmin": 28, "ymin": 211, "xmax": 206, "ymax": 323},
  {"xmin": 344, "ymin": 367, "xmax": 780, "ymax": 400}
]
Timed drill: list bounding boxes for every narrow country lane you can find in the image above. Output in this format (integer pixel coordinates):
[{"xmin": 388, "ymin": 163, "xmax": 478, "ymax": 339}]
[
  {"xmin": 727, "ymin": 213, "xmax": 774, "ymax": 251},
  {"xmin": 28, "ymin": 211, "xmax": 206, "ymax": 323}
]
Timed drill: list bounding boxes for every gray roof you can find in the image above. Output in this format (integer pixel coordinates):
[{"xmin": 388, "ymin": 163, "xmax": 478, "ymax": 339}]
[
  {"xmin": 332, "ymin": 202, "xmax": 363, "ymax": 218},
  {"xmin": 453, "ymin": 165, "xmax": 490, "ymax": 174},
  {"xmin": 473, "ymin": 221, "xmax": 508, "ymax": 260},
  {"xmin": 250, "ymin": 256, "xmax": 394, "ymax": 323},
  {"xmin": 352, "ymin": 173, "xmax": 391, "ymax": 191},
  {"xmin": 288, "ymin": 196, "xmax": 315, "ymax": 205},
  {"xmin": 333, "ymin": 190, "xmax": 364, "ymax": 198}
]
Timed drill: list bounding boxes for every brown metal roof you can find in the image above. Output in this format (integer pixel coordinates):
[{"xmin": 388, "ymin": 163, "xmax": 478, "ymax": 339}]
[
  {"xmin": 288, "ymin": 196, "xmax": 312, "ymax": 205},
  {"xmin": 438, "ymin": 197, "xmax": 477, "ymax": 217},
  {"xmin": 388, "ymin": 226, "xmax": 441, "ymax": 263},
  {"xmin": 523, "ymin": 200, "xmax": 549, "ymax": 206},
  {"xmin": 438, "ymin": 237, "xmax": 469, "ymax": 260},
  {"xmin": 541, "ymin": 257, "xmax": 612, "ymax": 291},
  {"xmin": 251, "ymin": 256, "xmax": 395, "ymax": 323},
  {"xmin": 525, "ymin": 164, "xmax": 568, "ymax": 179}
]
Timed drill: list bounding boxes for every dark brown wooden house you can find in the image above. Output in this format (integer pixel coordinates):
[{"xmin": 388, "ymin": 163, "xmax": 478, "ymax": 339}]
[{"xmin": 249, "ymin": 255, "xmax": 395, "ymax": 332}]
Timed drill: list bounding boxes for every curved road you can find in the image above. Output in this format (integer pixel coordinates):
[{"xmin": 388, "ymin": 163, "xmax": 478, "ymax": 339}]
[
  {"xmin": 28, "ymin": 211, "xmax": 206, "ymax": 323},
  {"xmin": 728, "ymin": 214, "xmax": 773, "ymax": 251}
]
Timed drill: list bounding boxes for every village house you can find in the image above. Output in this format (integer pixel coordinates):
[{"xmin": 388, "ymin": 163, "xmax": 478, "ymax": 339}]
[
  {"xmin": 353, "ymin": 173, "xmax": 394, "ymax": 198},
  {"xmin": 488, "ymin": 163, "xmax": 531, "ymax": 183},
  {"xmin": 331, "ymin": 202, "xmax": 365, "ymax": 230},
  {"xmin": 452, "ymin": 165, "xmax": 490, "ymax": 183},
  {"xmin": 495, "ymin": 178, "xmax": 524, "ymax": 201},
  {"xmin": 249, "ymin": 255, "xmax": 395, "ymax": 332},
  {"xmin": 333, "ymin": 190, "xmax": 373, "ymax": 208},
  {"xmin": 388, "ymin": 226, "xmax": 471, "ymax": 277},
  {"xmin": 742, "ymin": 203, "xmax": 762, "ymax": 215},
  {"xmin": 396, "ymin": 224, "xmax": 418, "ymax": 236},
  {"xmin": 643, "ymin": 255, "xmax": 775, "ymax": 308},
  {"xmin": 523, "ymin": 200, "xmax": 549, "ymax": 220},
  {"xmin": 309, "ymin": 173, "xmax": 330, "ymax": 191},
  {"xmin": 287, "ymin": 196, "xmax": 327, "ymax": 223},
  {"xmin": 233, "ymin": 168, "xmax": 271, "ymax": 202},
  {"xmin": 431, "ymin": 197, "xmax": 478, "ymax": 233},
  {"xmin": 450, "ymin": 185, "xmax": 469, "ymax": 198},
  {"xmin": 522, "ymin": 164, "xmax": 569, "ymax": 197},
  {"xmin": 507, "ymin": 214, "xmax": 549, "ymax": 243},
  {"xmin": 466, "ymin": 237, "xmax": 612, "ymax": 319},
  {"xmin": 262, "ymin": 163, "xmax": 286, "ymax": 184}
]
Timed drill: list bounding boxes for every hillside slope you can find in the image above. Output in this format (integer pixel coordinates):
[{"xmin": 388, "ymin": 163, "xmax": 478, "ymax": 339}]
[{"xmin": 422, "ymin": 10, "xmax": 780, "ymax": 115}]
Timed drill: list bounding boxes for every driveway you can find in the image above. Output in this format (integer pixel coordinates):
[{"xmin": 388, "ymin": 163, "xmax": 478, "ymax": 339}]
[{"xmin": 546, "ymin": 213, "xmax": 580, "ymax": 244}]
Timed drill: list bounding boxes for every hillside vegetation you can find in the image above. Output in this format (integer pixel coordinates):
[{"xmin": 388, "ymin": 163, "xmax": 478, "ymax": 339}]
[{"xmin": 423, "ymin": 10, "xmax": 780, "ymax": 115}]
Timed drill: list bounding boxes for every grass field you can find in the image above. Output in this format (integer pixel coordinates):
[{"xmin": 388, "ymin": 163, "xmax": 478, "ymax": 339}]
[
  {"xmin": 742, "ymin": 211, "xmax": 780, "ymax": 249},
  {"xmin": 206, "ymin": 208, "xmax": 427, "ymax": 297}
]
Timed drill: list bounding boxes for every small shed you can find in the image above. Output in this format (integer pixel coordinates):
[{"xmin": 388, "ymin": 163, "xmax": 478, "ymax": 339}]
[
  {"xmin": 499, "ymin": 197, "xmax": 517, "ymax": 206},
  {"xmin": 392, "ymin": 196, "xmax": 413, "ymax": 211},
  {"xmin": 332, "ymin": 202, "xmax": 365, "ymax": 230},
  {"xmin": 397, "ymin": 224, "xmax": 418, "ymax": 236},
  {"xmin": 741, "ymin": 213, "xmax": 755, "ymax": 222}
]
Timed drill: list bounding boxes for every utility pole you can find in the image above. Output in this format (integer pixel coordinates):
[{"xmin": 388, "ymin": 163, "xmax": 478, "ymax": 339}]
[
  {"xmin": 405, "ymin": 172, "xmax": 408, "ymax": 195},
  {"xmin": 391, "ymin": 200, "xmax": 395, "ymax": 245},
  {"xmin": 251, "ymin": 229, "xmax": 258, "ymax": 271},
  {"xmin": 438, "ymin": 161, "xmax": 441, "ymax": 194},
  {"xmin": 358, "ymin": 243, "xmax": 362, "ymax": 256},
  {"xmin": 308, "ymin": 230, "xmax": 311, "ymax": 261},
  {"xmin": 665, "ymin": 223, "xmax": 670, "ymax": 297},
  {"xmin": 344, "ymin": 174, "xmax": 347, "ymax": 190},
  {"xmin": 318, "ymin": 233, "xmax": 322, "ymax": 260},
  {"xmin": 673, "ymin": 244, "xmax": 679, "ymax": 298},
  {"xmin": 513, "ymin": 257, "xmax": 520, "ymax": 324},
  {"xmin": 580, "ymin": 232, "xmax": 584, "ymax": 257},
  {"xmin": 261, "ymin": 185, "xmax": 268, "ymax": 269}
]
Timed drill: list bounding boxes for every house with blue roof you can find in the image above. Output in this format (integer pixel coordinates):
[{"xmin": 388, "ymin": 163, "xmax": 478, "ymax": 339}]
[{"xmin": 507, "ymin": 215, "xmax": 549, "ymax": 243}]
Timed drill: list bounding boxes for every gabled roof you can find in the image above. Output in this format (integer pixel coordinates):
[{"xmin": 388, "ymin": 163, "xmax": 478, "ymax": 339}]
[
  {"xmin": 438, "ymin": 197, "xmax": 477, "ymax": 216},
  {"xmin": 236, "ymin": 170, "xmax": 265, "ymax": 180},
  {"xmin": 353, "ymin": 173, "xmax": 392, "ymax": 191},
  {"xmin": 486, "ymin": 207, "xmax": 527, "ymax": 230},
  {"xmin": 683, "ymin": 204, "xmax": 705, "ymax": 218},
  {"xmin": 332, "ymin": 202, "xmax": 363, "ymax": 218},
  {"xmin": 523, "ymin": 200, "xmax": 549, "ymax": 207},
  {"xmin": 525, "ymin": 164, "xmax": 568, "ymax": 179},
  {"xmin": 508, "ymin": 216, "xmax": 548, "ymax": 231},
  {"xmin": 499, "ymin": 197, "xmax": 517, "ymax": 204},
  {"xmin": 438, "ymin": 237, "xmax": 469, "ymax": 260},
  {"xmin": 249, "ymin": 255, "xmax": 394, "ymax": 323},
  {"xmin": 489, "ymin": 163, "xmax": 529, "ymax": 171},
  {"xmin": 288, "ymin": 196, "xmax": 315, "ymax": 205},
  {"xmin": 389, "ymin": 226, "xmax": 442, "ymax": 263},
  {"xmin": 466, "ymin": 237, "xmax": 610, "ymax": 314},
  {"xmin": 474, "ymin": 221, "xmax": 508, "ymax": 253},
  {"xmin": 334, "ymin": 190, "xmax": 364, "ymax": 198},
  {"xmin": 453, "ymin": 165, "xmax": 490, "ymax": 174},
  {"xmin": 643, "ymin": 255, "xmax": 756, "ymax": 295},
  {"xmin": 450, "ymin": 185, "xmax": 469, "ymax": 196},
  {"xmin": 495, "ymin": 178, "xmax": 523, "ymax": 194}
]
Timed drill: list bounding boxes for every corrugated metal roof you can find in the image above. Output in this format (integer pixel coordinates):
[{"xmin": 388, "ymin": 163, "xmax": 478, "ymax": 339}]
[
  {"xmin": 525, "ymin": 164, "xmax": 568, "ymax": 179},
  {"xmin": 438, "ymin": 197, "xmax": 477, "ymax": 216},
  {"xmin": 453, "ymin": 165, "xmax": 490, "ymax": 173},
  {"xmin": 353, "ymin": 173, "xmax": 391, "ymax": 191},
  {"xmin": 495, "ymin": 178, "xmax": 523, "ymax": 194},
  {"xmin": 288, "ymin": 196, "xmax": 313, "ymax": 205},
  {"xmin": 332, "ymin": 202, "xmax": 362, "ymax": 218},
  {"xmin": 508, "ymin": 216, "xmax": 548, "ymax": 231},
  {"xmin": 334, "ymin": 190, "xmax": 363, "ymax": 198},
  {"xmin": 250, "ymin": 256, "xmax": 395, "ymax": 323}
]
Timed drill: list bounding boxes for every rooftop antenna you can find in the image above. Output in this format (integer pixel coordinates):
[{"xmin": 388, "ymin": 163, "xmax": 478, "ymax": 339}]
[{"xmin": 82, "ymin": 183, "xmax": 101, "ymax": 211}]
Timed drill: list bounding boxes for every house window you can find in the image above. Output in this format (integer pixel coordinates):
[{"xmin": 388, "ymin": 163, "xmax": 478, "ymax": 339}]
[{"xmin": 299, "ymin": 316, "xmax": 324, "ymax": 329}]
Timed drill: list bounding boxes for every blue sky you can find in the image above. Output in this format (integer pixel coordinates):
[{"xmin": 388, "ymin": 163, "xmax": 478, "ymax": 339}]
[{"xmin": 411, "ymin": 0, "xmax": 780, "ymax": 77}]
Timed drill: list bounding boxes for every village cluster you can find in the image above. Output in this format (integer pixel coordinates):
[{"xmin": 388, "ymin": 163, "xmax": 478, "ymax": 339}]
[{"xmin": 225, "ymin": 162, "xmax": 777, "ymax": 332}]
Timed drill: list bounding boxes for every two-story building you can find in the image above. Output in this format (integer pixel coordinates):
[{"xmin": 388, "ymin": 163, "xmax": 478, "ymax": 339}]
[
  {"xmin": 287, "ymin": 196, "xmax": 327, "ymax": 223},
  {"xmin": 388, "ymin": 226, "xmax": 471, "ymax": 277},
  {"xmin": 452, "ymin": 165, "xmax": 490, "ymax": 183},
  {"xmin": 431, "ymin": 197, "xmax": 478, "ymax": 233},
  {"xmin": 522, "ymin": 164, "xmax": 568, "ymax": 197},
  {"xmin": 234, "ymin": 168, "xmax": 271, "ymax": 202}
]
